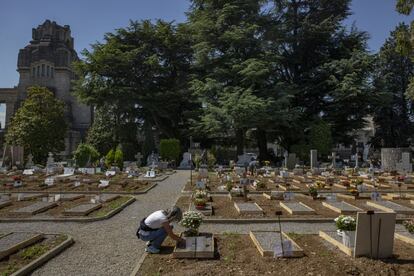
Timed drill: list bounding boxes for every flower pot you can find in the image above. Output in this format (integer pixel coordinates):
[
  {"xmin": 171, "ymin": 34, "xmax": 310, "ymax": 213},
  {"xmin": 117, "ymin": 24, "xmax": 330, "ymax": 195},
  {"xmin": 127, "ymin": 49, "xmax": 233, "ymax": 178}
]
[
  {"xmin": 195, "ymin": 205, "xmax": 206, "ymax": 210},
  {"xmin": 342, "ymin": 230, "xmax": 355, "ymax": 248}
]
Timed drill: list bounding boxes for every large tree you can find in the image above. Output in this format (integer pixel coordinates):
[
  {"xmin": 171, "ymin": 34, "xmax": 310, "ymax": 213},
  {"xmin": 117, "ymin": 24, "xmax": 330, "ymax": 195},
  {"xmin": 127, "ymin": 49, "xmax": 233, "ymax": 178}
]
[
  {"xmin": 267, "ymin": 0, "xmax": 374, "ymax": 148},
  {"xmin": 74, "ymin": 20, "xmax": 194, "ymax": 157},
  {"xmin": 371, "ymin": 24, "xmax": 414, "ymax": 147},
  {"xmin": 5, "ymin": 86, "xmax": 67, "ymax": 163}
]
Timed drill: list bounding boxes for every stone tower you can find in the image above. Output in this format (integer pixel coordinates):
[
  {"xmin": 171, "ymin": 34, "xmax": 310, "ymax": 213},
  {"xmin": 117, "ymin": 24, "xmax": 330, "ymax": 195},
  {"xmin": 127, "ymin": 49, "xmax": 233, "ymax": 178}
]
[{"xmin": 16, "ymin": 20, "xmax": 92, "ymax": 156}]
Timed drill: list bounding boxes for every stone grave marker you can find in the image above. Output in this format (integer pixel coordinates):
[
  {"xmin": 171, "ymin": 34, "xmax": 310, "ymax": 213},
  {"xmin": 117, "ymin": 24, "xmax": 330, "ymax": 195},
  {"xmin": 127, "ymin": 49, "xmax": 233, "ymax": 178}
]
[
  {"xmin": 196, "ymin": 181, "xmax": 206, "ymax": 190},
  {"xmin": 0, "ymin": 232, "xmax": 43, "ymax": 259},
  {"xmin": 98, "ymin": 180, "xmax": 110, "ymax": 188},
  {"xmin": 22, "ymin": 169, "xmax": 34, "ymax": 175},
  {"xmin": 279, "ymin": 202, "xmax": 315, "ymax": 215},
  {"xmin": 146, "ymin": 152, "xmax": 159, "ymax": 167},
  {"xmin": 16, "ymin": 193, "xmax": 42, "ymax": 201},
  {"xmin": 173, "ymin": 233, "xmax": 214, "ymax": 259},
  {"xmin": 11, "ymin": 201, "xmax": 57, "ymax": 215},
  {"xmin": 310, "ymin": 150, "xmax": 318, "ymax": 169},
  {"xmin": 100, "ymin": 194, "xmax": 120, "ymax": 203},
  {"xmin": 286, "ymin": 154, "xmax": 297, "ymax": 170},
  {"xmin": 63, "ymin": 203, "xmax": 102, "ymax": 216},
  {"xmin": 354, "ymin": 212, "xmax": 396, "ymax": 258},
  {"xmin": 366, "ymin": 200, "xmax": 414, "ymax": 215},
  {"xmin": 249, "ymin": 231, "xmax": 304, "ymax": 257},
  {"xmin": 199, "ymin": 168, "xmax": 208, "ymax": 178},
  {"xmin": 283, "ymin": 191, "xmax": 295, "ymax": 201},
  {"xmin": 105, "ymin": 170, "xmax": 116, "ymax": 177},
  {"xmin": 322, "ymin": 201, "xmax": 363, "ymax": 214},
  {"xmin": 144, "ymin": 170, "xmax": 156, "ymax": 178},
  {"xmin": 234, "ymin": 202, "xmax": 264, "ymax": 215},
  {"xmin": 178, "ymin": 152, "xmax": 192, "ymax": 169},
  {"xmin": 54, "ymin": 194, "xmax": 84, "ymax": 201},
  {"xmin": 44, "ymin": 177, "xmax": 55, "ymax": 187},
  {"xmin": 396, "ymin": 152, "xmax": 412, "ymax": 173},
  {"xmin": 263, "ymin": 191, "xmax": 284, "ymax": 200},
  {"xmin": 190, "ymin": 203, "xmax": 213, "ymax": 216},
  {"xmin": 25, "ymin": 154, "xmax": 34, "ymax": 169},
  {"xmin": 236, "ymin": 153, "xmax": 255, "ymax": 167},
  {"xmin": 0, "ymin": 198, "xmax": 12, "ymax": 209}
]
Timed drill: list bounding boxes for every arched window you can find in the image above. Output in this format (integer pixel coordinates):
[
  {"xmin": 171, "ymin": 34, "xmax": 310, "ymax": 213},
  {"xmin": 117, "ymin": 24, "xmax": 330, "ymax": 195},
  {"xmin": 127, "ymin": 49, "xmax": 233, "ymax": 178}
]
[
  {"xmin": 32, "ymin": 67, "xmax": 35, "ymax": 77},
  {"xmin": 41, "ymin": 64, "xmax": 45, "ymax": 76},
  {"xmin": 51, "ymin": 67, "xmax": 54, "ymax": 78},
  {"xmin": 37, "ymin": 65, "xmax": 40, "ymax": 77},
  {"xmin": 47, "ymin": 65, "xmax": 50, "ymax": 77}
]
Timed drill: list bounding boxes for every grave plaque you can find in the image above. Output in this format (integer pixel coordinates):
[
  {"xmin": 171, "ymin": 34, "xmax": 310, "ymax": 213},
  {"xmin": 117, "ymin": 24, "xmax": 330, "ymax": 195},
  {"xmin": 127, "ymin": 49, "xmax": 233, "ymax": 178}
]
[
  {"xmin": 0, "ymin": 232, "xmax": 43, "ymax": 259},
  {"xmin": 63, "ymin": 203, "xmax": 102, "ymax": 216},
  {"xmin": 366, "ymin": 200, "xmax": 414, "ymax": 215},
  {"xmin": 12, "ymin": 201, "xmax": 57, "ymax": 215},
  {"xmin": 250, "ymin": 231, "xmax": 304, "ymax": 257},
  {"xmin": 173, "ymin": 233, "xmax": 214, "ymax": 259},
  {"xmin": 322, "ymin": 201, "xmax": 363, "ymax": 214}
]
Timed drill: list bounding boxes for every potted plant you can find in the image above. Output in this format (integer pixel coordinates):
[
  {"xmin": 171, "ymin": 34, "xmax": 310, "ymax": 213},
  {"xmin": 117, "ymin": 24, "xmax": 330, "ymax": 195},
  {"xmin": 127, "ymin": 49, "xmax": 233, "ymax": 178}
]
[
  {"xmin": 315, "ymin": 181, "xmax": 325, "ymax": 189},
  {"xmin": 335, "ymin": 215, "xmax": 356, "ymax": 247},
  {"xmin": 180, "ymin": 211, "xmax": 203, "ymax": 236},
  {"xmin": 226, "ymin": 181, "xmax": 233, "ymax": 192},
  {"xmin": 403, "ymin": 219, "xmax": 414, "ymax": 234},
  {"xmin": 308, "ymin": 186, "xmax": 318, "ymax": 199},
  {"xmin": 194, "ymin": 198, "xmax": 207, "ymax": 209}
]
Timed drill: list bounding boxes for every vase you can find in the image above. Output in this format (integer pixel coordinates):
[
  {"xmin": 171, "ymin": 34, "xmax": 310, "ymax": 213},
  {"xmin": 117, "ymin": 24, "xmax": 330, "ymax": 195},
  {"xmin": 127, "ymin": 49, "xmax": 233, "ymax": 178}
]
[
  {"xmin": 195, "ymin": 205, "xmax": 205, "ymax": 210},
  {"xmin": 342, "ymin": 230, "xmax": 355, "ymax": 248}
]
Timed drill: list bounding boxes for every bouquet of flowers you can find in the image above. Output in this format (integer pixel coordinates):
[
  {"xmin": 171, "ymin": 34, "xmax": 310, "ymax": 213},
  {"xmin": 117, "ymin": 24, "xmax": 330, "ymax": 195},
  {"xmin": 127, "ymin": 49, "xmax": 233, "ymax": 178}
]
[
  {"xmin": 403, "ymin": 219, "xmax": 414, "ymax": 234},
  {"xmin": 195, "ymin": 190, "xmax": 207, "ymax": 199},
  {"xmin": 315, "ymin": 181, "xmax": 325, "ymax": 189},
  {"xmin": 308, "ymin": 185, "xmax": 318, "ymax": 198},
  {"xmin": 334, "ymin": 215, "xmax": 356, "ymax": 231},
  {"xmin": 180, "ymin": 211, "xmax": 203, "ymax": 236}
]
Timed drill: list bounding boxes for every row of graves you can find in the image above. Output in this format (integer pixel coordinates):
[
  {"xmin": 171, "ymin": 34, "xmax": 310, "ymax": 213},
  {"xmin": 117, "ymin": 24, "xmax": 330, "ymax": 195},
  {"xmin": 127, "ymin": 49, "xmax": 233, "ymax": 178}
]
[
  {"xmin": 0, "ymin": 192, "xmax": 132, "ymax": 219},
  {"xmin": 139, "ymin": 209, "xmax": 414, "ymax": 275},
  {"xmin": 178, "ymin": 165, "xmax": 414, "ymax": 220},
  {"xmin": 0, "ymin": 152, "xmax": 174, "ymax": 194}
]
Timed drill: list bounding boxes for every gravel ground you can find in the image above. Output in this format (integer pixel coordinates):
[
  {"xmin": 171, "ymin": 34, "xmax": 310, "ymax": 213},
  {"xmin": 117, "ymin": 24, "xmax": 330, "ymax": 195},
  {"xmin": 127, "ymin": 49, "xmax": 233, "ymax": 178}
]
[{"xmin": 0, "ymin": 170, "xmax": 408, "ymax": 276}]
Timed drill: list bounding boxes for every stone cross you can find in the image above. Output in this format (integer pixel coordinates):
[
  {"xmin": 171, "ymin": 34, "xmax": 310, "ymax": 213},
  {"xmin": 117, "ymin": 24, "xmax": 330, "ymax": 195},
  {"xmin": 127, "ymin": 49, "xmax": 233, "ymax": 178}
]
[
  {"xmin": 46, "ymin": 152, "xmax": 54, "ymax": 166},
  {"xmin": 26, "ymin": 154, "xmax": 34, "ymax": 169},
  {"xmin": 283, "ymin": 151, "xmax": 289, "ymax": 168},
  {"xmin": 135, "ymin": 152, "xmax": 143, "ymax": 167}
]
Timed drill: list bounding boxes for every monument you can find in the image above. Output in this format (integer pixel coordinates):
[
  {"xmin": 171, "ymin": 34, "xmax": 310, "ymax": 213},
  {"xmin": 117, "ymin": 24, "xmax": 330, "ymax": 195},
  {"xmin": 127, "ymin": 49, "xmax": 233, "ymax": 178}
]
[{"xmin": 0, "ymin": 20, "xmax": 92, "ymax": 157}]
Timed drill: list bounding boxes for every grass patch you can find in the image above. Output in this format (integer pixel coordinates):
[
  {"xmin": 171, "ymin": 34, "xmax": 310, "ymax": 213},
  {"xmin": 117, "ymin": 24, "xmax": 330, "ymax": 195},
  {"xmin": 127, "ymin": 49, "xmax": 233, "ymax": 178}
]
[
  {"xmin": 92, "ymin": 197, "xmax": 130, "ymax": 217},
  {"xmin": 222, "ymin": 232, "xmax": 238, "ymax": 262},
  {"xmin": 19, "ymin": 244, "xmax": 48, "ymax": 260},
  {"xmin": 1, "ymin": 262, "xmax": 18, "ymax": 276}
]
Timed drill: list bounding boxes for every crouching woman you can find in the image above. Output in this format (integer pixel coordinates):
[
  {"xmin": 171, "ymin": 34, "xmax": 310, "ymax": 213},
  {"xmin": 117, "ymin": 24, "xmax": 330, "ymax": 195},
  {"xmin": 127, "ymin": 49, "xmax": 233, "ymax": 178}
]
[{"xmin": 137, "ymin": 206, "xmax": 185, "ymax": 253}]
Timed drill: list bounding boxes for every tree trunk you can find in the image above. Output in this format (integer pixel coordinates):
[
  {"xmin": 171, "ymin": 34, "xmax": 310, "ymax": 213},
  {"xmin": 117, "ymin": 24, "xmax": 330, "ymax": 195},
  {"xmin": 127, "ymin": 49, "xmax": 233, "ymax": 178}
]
[
  {"xmin": 256, "ymin": 128, "xmax": 268, "ymax": 162},
  {"xmin": 236, "ymin": 129, "xmax": 244, "ymax": 156}
]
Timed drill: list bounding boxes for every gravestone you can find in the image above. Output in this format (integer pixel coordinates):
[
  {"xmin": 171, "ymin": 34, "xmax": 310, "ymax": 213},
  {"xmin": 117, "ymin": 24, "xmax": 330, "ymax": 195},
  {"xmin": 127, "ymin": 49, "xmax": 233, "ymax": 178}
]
[
  {"xmin": 146, "ymin": 152, "xmax": 159, "ymax": 167},
  {"xmin": 98, "ymin": 180, "xmax": 110, "ymax": 188},
  {"xmin": 44, "ymin": 177, "xmax": 55, "ymax": 187},
  {"xmin": 286, "ymin": 154, "xmax": 297, "ymax": 170},
  {"xmin": 331, "ymin": 152, "xmax": 337, "ymax": 169},
  {"xmin": 396, "ymin": 152, "xmax": 412, "ymax": 173},
  {"xmin": 158, "ymin": 162, "xmax": 168, "ymax": 170},
  {"xmin": 354, "ymin": 154, "xmax": 359, "ymax": 169},
  {"xmin": 234, "ymin": 167, "xmax": 245, "ymax": 176},
  {"xmin": 12, "ymin": 201, "xmax": 57, "ymax": 215},
  {"xmin": 46, "ymin": 152, "xmax": 56, "ymax": 174},
  {"xmin": 134, "ymin": 152, "xmax": 143, "ymax": 167},
  {"xmin": 16, "ymin": 193, "xmax": 42, "ymax": 201},
  {"xmin": 234, "ymin": 202, "xmax": 264, "ymax": 215},
  {"xmin": 54, "ymin": 194, "xmax": 83, "ymax": 201},
  {"xmin": 322, "ymin": 201, "xmax": 363, "ymax": 214},
  {"xmin": 249, "ymin": 231, "xmax": 304, "ymax": 257},
  {"xmin": 366, "ymin": 200, "xmax": 414, "ymax": 215},
  {"xmin": 105, "ymin": 170, "xmax": 116, "ymax": 177},
  {"xmin": 199, "ymin": 168, "xmax": 208, "ymax": 178},
  {"xmin": 173, "ymin": 233, "xmax": 214, "ymax": 259},
  {"xmin": 23, "ymin": 169, "xmax": 34, "ymax": 175},
  {"xmin": 25, "ymin": 154, "xmax": 34, "ymax": 169},
  {"xmin": 0, "ymin": 232, "xmax": 43, "ymax": 259},
  {"xmin": 310, "ymin": 150, "xmax": 318, "ymax": 169},
  {"xmin": 144, "ymin": 170, "xmax": 156, "ymax": 178},
  {"xmin": 63, "ymin": 203, "xmax": 102, "ymax": 216},
  {"xmin": 354, "ymin": 212, "xmax": 396, "ymax": 258},
  {"xmin": 236, "ymin": 153, "xmax": 255, "ymax": 167},
  {"xmin": 279, "ymin": 202, "xmax": 315, "ymax": 215},
  {"xmin": 178, "ymin": 152, "xmax": 192, "ymax": 169},
  {"xmin": 196, "ymin": 181, "xmax": 206, "ymax": 190},
  {"xmin": 381, "ymin": 148, "xmax": 410, "ymax": 172}
]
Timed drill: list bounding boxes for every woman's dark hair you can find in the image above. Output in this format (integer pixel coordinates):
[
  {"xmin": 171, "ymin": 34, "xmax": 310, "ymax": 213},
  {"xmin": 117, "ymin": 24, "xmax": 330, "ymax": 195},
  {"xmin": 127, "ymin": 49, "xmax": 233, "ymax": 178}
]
[{"xmin": 165, "ymin": 206, "xmax": 182, "ymax": 221}]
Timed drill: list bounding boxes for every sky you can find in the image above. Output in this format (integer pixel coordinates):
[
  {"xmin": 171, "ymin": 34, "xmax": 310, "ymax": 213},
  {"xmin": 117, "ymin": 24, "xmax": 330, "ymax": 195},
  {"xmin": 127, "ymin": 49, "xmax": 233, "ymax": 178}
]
[{"xmin": 0, "ymin": 0, "xmax": 413, "ymax": 89}]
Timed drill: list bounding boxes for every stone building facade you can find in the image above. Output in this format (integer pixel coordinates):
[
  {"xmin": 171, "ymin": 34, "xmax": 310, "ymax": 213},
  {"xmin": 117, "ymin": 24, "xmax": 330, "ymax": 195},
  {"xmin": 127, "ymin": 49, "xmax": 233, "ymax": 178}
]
[{"xmin": 0, "ymin": 20, "xmax": 92, "ymax": 157}]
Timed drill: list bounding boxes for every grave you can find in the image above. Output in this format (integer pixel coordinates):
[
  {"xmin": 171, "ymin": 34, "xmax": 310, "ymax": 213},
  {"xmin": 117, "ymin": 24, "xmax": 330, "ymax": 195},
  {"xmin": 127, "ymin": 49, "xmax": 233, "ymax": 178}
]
[
  {"xmin": 15, "ymin": 193, "xmax": 43, "ymax": 201},
  {"xmin": 144, "ymin": 170, "xmax": 156, "ymax": 178},
  {"xmin": 249, "ymin": 231, "xmax": 304, "ymax": 257},
  {"xmin": 396, "ymin": 152, "xmax": 412, "ymax": 173},
  {"xmin": 322, "ymin": 201, "xmax": 363, "ymax": 214},
  {"xmin": 98, "ymin": 180, "xmax": 110, "ymax": 188},
  {"xmin": 53, "ymin": 194, "xmax": 84, "ymax": 201},
  {"xmin": 286, "ymin": 153, "xmax": 297, "ymax": 170},
  {"xmin": 146, "ymin": 152, "xmax": 159, "ymax": 167},
  {"xmin": 366, "ymin": 201, "xmax": 414, "ymax": 215},
  {"xmin": 100, "ymin": 194, "xmax": 120, "ymax": 203},
  {"xmin": 190, "ymin": 203, "xmax": 213, "ymax": 216},
  {"xmin": 236, "ymin": 153, "xmax": 256, "ymax": 167},
  {"xmin": 25, "ymin": 154, "xmax": 34, "ymax": 169},
  {"xmin": 278, "ymin": 184, "xmax": 300, "ymax": 191},
  {"xmin": 0, "ymin": 198, "xmax": 12, "ymax": 209},
  {"xmin": 178, "ymin": 152, "xmax": 193, "ymax": 169},
  {"xmin": 0, "ymin": 232, "xmax": 44, "ymax": 259},
  {"xmin": 22, "ymin": 169, "xmax": 34, "ymax": 175},
  {"xmin": 394, "ymin": 231, "xmax": 414, "ymax": 246},
  {"xmin": 279, "ymin": 202, "xmax": 315, "ymax": 215},
  {"xmin": 11, "ymin": 201, "xmax": 57, "ymax": 215},
  {"xmin": 262, "ymin": 191, "xmax": 284, "ymax": 200},
  {"xmin": 105, "ymin": 170, "xmax": 116, "ymax": 177},
  {"xmin": 319, "ymin": 230, "xmax": 353, "ymax": 256},
  {"xmin": 79, "ymin": 168, "xmax": 96, "ymax": 175},
  {"xmin": 382, "ymin": 193, "xmax": 410, "ymax": 200},
  {"xmin": 173, "ymin": 233, "xmax": 215, "ymax": 259},
  {"xmin": 337, "ymin": 193, "xmax": 371, "ymax": 200},
  {"xmin": 63, "ymin": 203, "xmax": 102, "ymax": 216},
  {"xmin": 234, "ymin": 202, "xmax": 263, "ymax": 215}
]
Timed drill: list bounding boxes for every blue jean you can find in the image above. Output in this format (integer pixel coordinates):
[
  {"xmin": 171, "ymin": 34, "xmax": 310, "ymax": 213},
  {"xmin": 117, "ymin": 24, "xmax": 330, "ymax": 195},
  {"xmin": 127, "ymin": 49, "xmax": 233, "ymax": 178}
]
[{"xmin": 140, "ymin": 228, "xmax": 168, "ymax": 249}]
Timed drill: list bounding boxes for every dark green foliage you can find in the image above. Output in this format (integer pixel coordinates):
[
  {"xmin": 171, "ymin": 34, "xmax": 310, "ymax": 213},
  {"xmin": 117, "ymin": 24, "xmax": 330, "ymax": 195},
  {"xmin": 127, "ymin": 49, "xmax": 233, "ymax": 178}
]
[
  {"xmin": 114, "ymin": 147, "xmax": 124, "ymax": 170},
  {"xmin": 5, "ymin": 86, "xmax": 67, "ymax": 163},
  {"xmin": 372, "ymin": 24, "xmax": 414, "ymax": 147},
  {"xmin": 86, "ymin": 105, "xmax": 117, "ymax": 155},
  {"xmin": 105, "ymin": 149, "xmax": 115, "ymax": 168},
  {"xmin": 159, "ymin": 139, "xmax": 180, "ymax": 162},
  {"xmin": 73, "ymin": 143, "xmax": 100, "ymax": 167},
  {"xmin": 309, "ymin": 121, "xmax": 333, "ymax": 157}
]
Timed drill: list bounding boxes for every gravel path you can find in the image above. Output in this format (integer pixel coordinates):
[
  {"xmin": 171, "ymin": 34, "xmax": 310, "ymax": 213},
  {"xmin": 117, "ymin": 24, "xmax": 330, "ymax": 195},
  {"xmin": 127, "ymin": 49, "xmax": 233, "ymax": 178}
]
[{"xmin": 1, "ymin": 170, "xmax": 190, "ymax": 276}]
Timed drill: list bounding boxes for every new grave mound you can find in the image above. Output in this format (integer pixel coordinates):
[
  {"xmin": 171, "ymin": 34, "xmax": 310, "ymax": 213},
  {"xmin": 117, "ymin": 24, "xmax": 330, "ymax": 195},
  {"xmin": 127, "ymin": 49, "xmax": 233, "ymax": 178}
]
[
  {"xmin": 322, "ymin": 201, "xmax": 363, "ymax": 214},
  {"xmin": 173, "ymin": 233, "xmax": 214, "ymax": 259},
  {"xmin": 11, "ymin": 201, "xmax": 57, "ymax": 215},
  {"xmin": 233, "ymin": 202, "xmax": 264, "ymax": 215},
  {"xmin": 249, "ymin": 231, "xmax": 304, "ymax": 257},
  {"xmin": 394, "ymin": 231, "xmax": 414, "ymax": 246},
  {"xmin": 279, "ymin": 202, "xmax": 316, "ymax": 215},
  {"xmin": 14, "ymin": 193, "xmax": 43, "ymax": 201},
  {"xmin": 63, "ymin": 203, "xmax": 102, "ymax": 216},
  {"xmin": 99, "ymin": 194, "xmax": 120, "ymax": 203},
  {"xmin": 366, "ymin": 201, "xmax": 414, "ymax": 215},
  {"xmin": 53, "ymin": 194, "xmax": 84, "ymax": 201},
  {"xmin": 0, "ymin": 198, "xmax": 12, "ymax": 209},
  {"xmin": 0, "ymin": 232, "xmax": 43, "ymax": 259}
]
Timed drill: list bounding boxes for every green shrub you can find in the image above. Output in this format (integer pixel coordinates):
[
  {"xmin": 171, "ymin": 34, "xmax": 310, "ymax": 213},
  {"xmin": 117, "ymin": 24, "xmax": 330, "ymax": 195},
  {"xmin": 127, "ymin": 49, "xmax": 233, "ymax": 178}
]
[
  {"xmin": 105, "ymin": 149, "xmax": 115, "ymax": 168},
  {"xmin": 160, "ymin": 139, "xmax": 180, "ymax": 162},
  {"xmin": 114, "ymin": 147, "xmax": 124, "ymax": 170},
  {"xmin": 207, "ymin": 151, "xmax": 216, "ymax": 170},
  {"xmin": 73, "ymin": 143, "xmax": 100, "ymax": 167}
]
